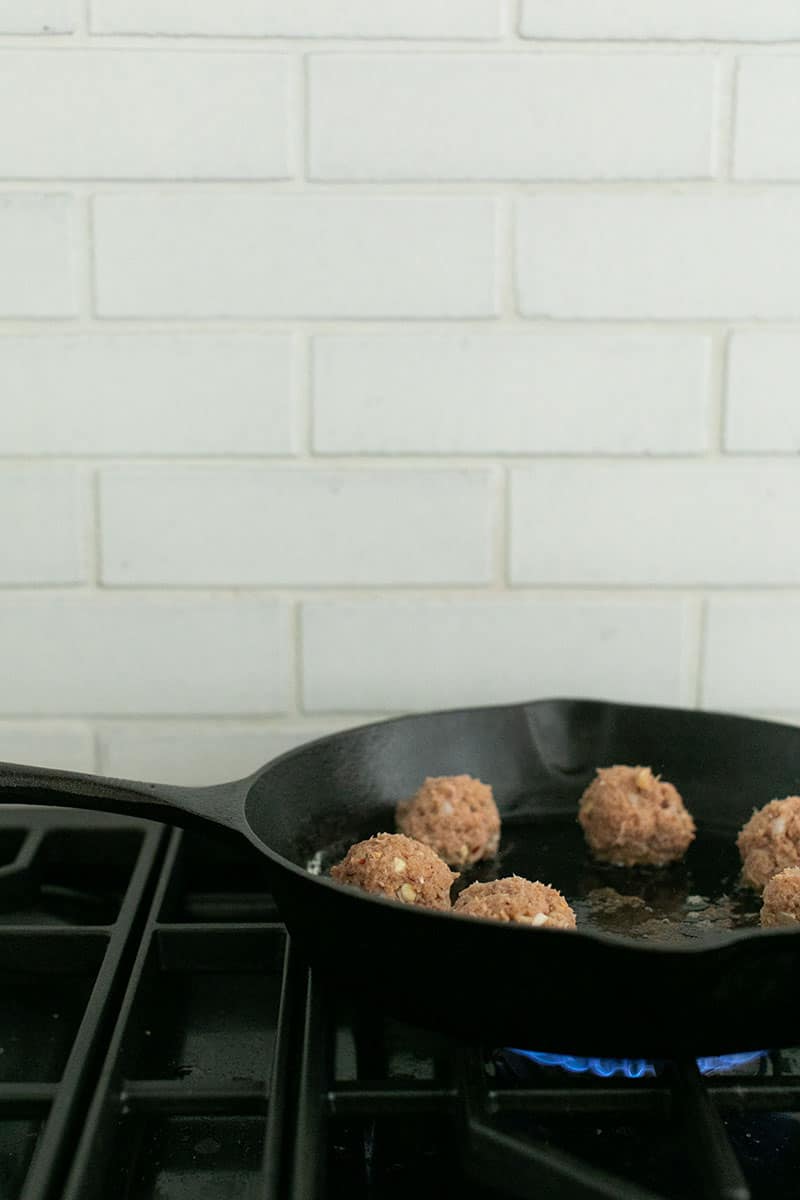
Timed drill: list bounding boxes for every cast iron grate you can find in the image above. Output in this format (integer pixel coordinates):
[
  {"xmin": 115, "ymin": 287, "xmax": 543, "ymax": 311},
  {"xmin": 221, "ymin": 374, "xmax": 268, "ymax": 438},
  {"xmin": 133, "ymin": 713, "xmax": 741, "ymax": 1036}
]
[
  {"xmin": 0, "ymin": 809, "xmax": 164, "ymax": 1200},
  {"xmin": 294, "ymin": 973, "xmax": 800, "ymax": 1200},
  {"xmin": 1, "ymin": 809, "xmax": 800, "ymax": 1199}
]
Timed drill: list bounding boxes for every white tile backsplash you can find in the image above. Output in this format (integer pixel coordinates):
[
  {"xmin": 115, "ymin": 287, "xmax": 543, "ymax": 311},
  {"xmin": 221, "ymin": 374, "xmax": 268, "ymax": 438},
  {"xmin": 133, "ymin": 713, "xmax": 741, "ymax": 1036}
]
[
  {"xmin": 0, "ymin": 335, "xmax": 295, "ymax": 455},
  {"xmin": 516, "ymin": 193, "xmax": 800, "ymax": 319},
  {"xmin": 0, "ymin": 467, "xmax": 86, "ymax": 584},
  {"xmin": 303, "ymin": 599, "xmax": 692, "ymax": 712},
  {"xmin": 309, "ymin": 54, "xmax": 715, "ymax": 181},
  {"xmin": 313, "ymin": 334, "xmax": 711, "ymax": 455},
  {"xmin": 0, "ymin": 53, "xmax": 290, "ymax": 179},
  {"xmin": 0, "ymin": 596, "xmax": 289, "ymax": 716},
  {"xmin": 511, "ymin": 462, "xmax": 800, "ymax": 586},
  {"xmin": 1, "ymin": 15, "xmax": 798, "ymax": 781},
  {"xmin": 99, "ymin": 467, "xmax": 492, "ymax": 586},
  {"xmin": 93, "ymin": 194, "xmax": 498, "ymax": 318}
]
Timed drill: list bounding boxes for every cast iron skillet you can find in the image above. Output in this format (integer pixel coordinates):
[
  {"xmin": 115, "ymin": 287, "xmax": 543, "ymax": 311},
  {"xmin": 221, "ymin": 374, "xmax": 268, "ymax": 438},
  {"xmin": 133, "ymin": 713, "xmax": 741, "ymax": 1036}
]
[{"xmin": 1, "ymin": 698, "xmax": 799, "ymax": 1058}]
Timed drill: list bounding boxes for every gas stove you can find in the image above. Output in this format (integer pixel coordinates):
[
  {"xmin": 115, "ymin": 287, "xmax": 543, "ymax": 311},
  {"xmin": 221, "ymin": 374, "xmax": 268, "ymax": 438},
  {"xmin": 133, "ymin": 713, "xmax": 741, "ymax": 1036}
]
[{"xmin": 1, "ymin": 807, "xmax": 799, "ymax": 1200}]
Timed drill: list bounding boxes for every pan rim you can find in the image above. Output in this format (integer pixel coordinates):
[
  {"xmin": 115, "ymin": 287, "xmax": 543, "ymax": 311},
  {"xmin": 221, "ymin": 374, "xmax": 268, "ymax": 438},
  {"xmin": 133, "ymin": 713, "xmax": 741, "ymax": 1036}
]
[{"xmin": 244, "ymin": 696, "xmax": 800, "ymax": 958}]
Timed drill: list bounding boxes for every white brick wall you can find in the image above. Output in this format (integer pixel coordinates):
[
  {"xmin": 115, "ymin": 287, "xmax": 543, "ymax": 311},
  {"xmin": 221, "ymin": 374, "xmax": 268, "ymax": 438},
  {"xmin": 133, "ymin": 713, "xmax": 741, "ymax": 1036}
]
[
  {"xmin": 704, "ymin": 598, "xmax": 800, "ymax": 712},
  {"xmin": 0, "ymin": 53, "xmax": 291, "ymax": 179},
  {"xmin": 0, "ymin": 725, "xmax": 92, "ymax": 772},
  {"xmin": 97, "ymin": 721, "xmax": 355, "ymax": 785},
  {"xmin": 726, "ymin": 334, "xmax": 800, "ymax": 453},
  {"xmin": 0, "ymin": 467, "xmax": 86, "ymax": 584},
  {"xmin": 0, "ymin": 596, "xmax": 289, "ymax": 716},
  {"xmin": 309, "ymin": 55, "xmax": 716, "ymax": 180},
  {"xmin": 1, "ymin": 335, "xmax": 295, "ymax": 454},
  {"xmin": 93, "ymin": 195, "xmax": 498, "ymax": 318},
  {"xmin": 302, "ymin": 600, "xmax": 692, "ymax": 711},
  {"xmin": 734, "ymin": 58, "xmax": 800, "ymax": 180},
  {"xmin": 0, "ymin": 195, "xmax": 75, "ymax": 316},
  {"xmin": 89, "ymin": 1, "xmax": 504, "ymax": 39},
  {"xmin": 0, "ymin": 1, "xmax": 72, "ymax": 33},
  {"xmin": 313, "ymin": 334, "xmax": 711, "ymax": 454},
  {"xmin": 99, "ymin": 466, "xmax": 492, "ymax": 585},
  {"xmin": 511, "ymin": 462, "xmax": 800, "ymax": 585},
  {"xmin": 516, "ymin": 193, "xmax": 800, "ymax": 319},
  {"xmin": 519, "ymin": 2, "xmax": 800, "ymax": 41},
  {"xmin": 1, "ymin": 4, "xmax": 799, "ymax": 785}
]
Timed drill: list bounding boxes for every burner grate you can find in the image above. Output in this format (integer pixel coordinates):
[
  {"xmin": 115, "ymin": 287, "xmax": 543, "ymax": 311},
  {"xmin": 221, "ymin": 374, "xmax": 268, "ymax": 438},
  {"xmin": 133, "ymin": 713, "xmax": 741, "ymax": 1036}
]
[
  {"xmin": 1, "ymin": 809, "xmax": 800, "ymax": 1200},
  {"xmin": 0, "ymin": 810, "xmax": 164, "ymax": 1200},
  {"xmin": 292, "ymin": 973, "xmax": 800, "ymax": 1200},
  {"xmin": 59, "ymin": 829, "xmax": 296, "ymax": 1200}
]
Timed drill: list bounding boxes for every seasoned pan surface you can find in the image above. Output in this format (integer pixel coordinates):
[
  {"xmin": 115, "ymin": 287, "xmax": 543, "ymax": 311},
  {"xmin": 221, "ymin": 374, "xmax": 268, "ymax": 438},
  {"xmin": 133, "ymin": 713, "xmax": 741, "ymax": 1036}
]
[{"xmin": 243, "ymin": 698, "xmax": 800, "ymax": 1054}]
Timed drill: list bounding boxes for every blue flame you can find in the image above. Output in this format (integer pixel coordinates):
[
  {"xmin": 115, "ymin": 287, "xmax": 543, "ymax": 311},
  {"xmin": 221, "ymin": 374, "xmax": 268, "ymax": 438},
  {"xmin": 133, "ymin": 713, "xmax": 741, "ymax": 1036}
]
[
  {"xmin": 507, "ymin": 1048, "xmax": 766, "ymax": 1079},
  {"xmin": 696, "ymin": 1051, "xmax": 767, "ymax": 1075}
]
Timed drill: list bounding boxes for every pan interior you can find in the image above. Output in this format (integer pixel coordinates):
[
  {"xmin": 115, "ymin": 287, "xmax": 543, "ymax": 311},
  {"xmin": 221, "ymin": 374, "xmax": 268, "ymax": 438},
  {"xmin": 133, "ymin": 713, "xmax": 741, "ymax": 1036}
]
[
  {"xmin": 244, "ymin": 699, "xmax": 800, "ymax": 947},
  {"xmin": 309, "ymin": 814, "xmax": 761, "ymax": 944}
]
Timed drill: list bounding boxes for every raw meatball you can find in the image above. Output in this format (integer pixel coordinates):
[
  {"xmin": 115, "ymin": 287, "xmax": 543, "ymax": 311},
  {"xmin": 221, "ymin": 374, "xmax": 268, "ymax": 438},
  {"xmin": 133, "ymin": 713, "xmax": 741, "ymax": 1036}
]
[
  {"xmin": 578, "ymin": 765, "xmax": 695, "ymax": 867},
  {"xmin": 738, "ymin": 796, "xmax": 800, "ymax": 891},
  {"xmin": 330, "ymin": 832, "xmax": 455, "ymax": 910},
  {"xmin": 761, "ymin": 867, "xmax": 800, "ymax": 928},
  {"xmin": 453, "ymin": 876, "xmax": 576, "ymax": 929},
  {"xmin": 396, "ymin": 775, "xmax": 501, "ymax": 868}
]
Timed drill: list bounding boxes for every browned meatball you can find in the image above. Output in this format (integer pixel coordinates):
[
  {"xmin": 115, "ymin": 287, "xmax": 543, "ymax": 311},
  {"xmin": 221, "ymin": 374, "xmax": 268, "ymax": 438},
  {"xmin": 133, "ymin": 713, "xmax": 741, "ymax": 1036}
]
[
  {"xmin": 578, "ymin": 765, "xmax": 695, "ymax": 867},
  {"xmin": 760, "ymin": 867, "xmax": 800, "ymax": 927},
  {"xmin": 738, "ymin": 796, "xmax": 800, "ymax": 891},
  {"xmin": 330, "ymin": 832, "xmax": 456, "ymax": 910},
  {"xmin": 396, "ymin": 774, "xmax": 501, "ymax": 868},
  {"xmin": 453, "ymin": 876, "xmax": 576, "ymax": 929}
]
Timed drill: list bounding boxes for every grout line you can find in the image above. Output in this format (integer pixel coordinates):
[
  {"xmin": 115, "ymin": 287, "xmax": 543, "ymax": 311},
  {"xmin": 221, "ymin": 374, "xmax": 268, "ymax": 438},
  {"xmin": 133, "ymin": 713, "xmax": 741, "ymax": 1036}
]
[
  {"xmin": 714, "ymin": 52, "xmax": 738, "ymax": 181},
  {"xmin": 4, "ymin": 583, "xmax": 799, "ymax": 600},
  {"xmin": 2, "ymin": 709, "xmax": 799, "ymax": 729},
  {"xmin": 0, "ymin": 317, "xmax": 799, "ymax": 334},
  {"xmin": 502, "ymin": 0, "xmax": 517, "ymax": 41},
  {"xmin": 0, "ymin": 452, "xmax": 790, "ymax": 468},
  {"xmin": 5, "ymin": 179, "xmax": 800, "ymax": 193},
  {"xmin": 727, "ymin": 55, "xmax": 741, "ymax": 179},
  {"xmin": 292, "ymin": 51, "xmax": 306, "ymax": 182},
  {"xmin": 4, "ymin": 36, "xmax": 800, "ymax": 50},
  {"xmin": 86, "ymin": 715, "xmax": 381, "ymax": 730},
  {"xmin": 1, "ymin": 715, "xmax": 390, "ymax": 731}
]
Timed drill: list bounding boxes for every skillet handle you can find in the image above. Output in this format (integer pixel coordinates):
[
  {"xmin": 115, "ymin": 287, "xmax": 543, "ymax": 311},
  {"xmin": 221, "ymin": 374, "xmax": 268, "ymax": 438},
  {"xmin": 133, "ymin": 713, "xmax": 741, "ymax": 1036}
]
[{"xmin": 0, "ymin": 760, "xmax": 251, "ymax": 834}]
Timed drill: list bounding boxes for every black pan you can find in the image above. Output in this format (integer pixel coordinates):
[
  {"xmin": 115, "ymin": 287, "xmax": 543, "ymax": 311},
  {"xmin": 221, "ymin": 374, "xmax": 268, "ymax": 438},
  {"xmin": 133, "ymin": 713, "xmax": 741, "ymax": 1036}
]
[{"xmin": 1, "ymin": 698, "xmax": 799, "ymax": 1058}]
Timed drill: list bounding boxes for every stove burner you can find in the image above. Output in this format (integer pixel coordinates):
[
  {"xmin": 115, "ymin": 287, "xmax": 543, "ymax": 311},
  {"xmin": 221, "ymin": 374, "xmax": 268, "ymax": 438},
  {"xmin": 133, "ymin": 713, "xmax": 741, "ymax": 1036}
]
[{"xmin": 505, "ymin": 1047, "xmax": 768, "ymax": 1078}]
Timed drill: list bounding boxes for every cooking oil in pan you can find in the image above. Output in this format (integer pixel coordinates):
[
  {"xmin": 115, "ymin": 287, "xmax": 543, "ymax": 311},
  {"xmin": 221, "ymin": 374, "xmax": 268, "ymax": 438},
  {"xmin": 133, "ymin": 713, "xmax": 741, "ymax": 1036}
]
[{"xmin": 310, "ymin": 813, "xmax": 763, "ymax": 944}]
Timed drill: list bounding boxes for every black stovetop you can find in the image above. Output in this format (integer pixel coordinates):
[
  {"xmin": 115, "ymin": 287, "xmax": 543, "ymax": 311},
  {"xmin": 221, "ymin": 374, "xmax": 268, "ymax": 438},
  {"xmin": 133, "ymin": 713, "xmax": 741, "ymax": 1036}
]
[{"xmin": 0, "ymin": 806, "xmax": 798, "ymax": 1200}]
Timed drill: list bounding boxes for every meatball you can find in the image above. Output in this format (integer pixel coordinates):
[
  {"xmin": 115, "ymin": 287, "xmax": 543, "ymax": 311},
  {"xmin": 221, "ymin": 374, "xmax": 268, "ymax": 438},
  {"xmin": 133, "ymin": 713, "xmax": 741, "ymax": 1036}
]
[
  {"xmin": 760, "ymin": 867, "xmax": 800, "ymax": 928},
  {"xmin": 738, "ymin": 796, "xmax": 800, "ymax": 891},
  {"xmin": 453, "ymin": 876, "xmax": 576, "ymax": 929},
  {"xmin": 578, "ymin": 765, "xmax": 695, "ymax": 867},
  {"xmin": 330, "ymin": 832, "xmax": 455, "ymax": 910},
  {"xmin": 396, "ymin": 774, "xmax": 501, "ymax": 868}
]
